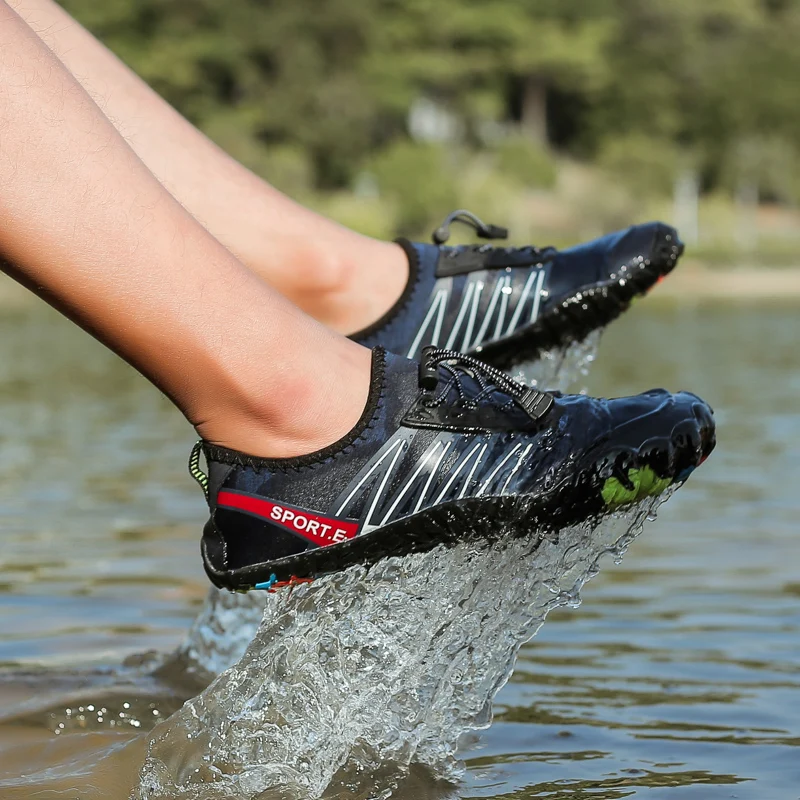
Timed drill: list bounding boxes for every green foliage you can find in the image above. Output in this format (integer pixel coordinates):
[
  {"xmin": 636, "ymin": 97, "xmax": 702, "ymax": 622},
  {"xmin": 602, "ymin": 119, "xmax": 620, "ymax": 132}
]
[
  {"xmin": 59, "ymin": 0, "xmax": 800, "ymax": 229},
  {"xmin": 494, "ymin": 137, "xmax": 558, "ymax": 190},
  {"xmin": 370, "ymin": 142, "xmax": 459, "ymax": 236},
  {"xmin": 598, "ymin": 135, "xmax": 683, "ymax": 198}
]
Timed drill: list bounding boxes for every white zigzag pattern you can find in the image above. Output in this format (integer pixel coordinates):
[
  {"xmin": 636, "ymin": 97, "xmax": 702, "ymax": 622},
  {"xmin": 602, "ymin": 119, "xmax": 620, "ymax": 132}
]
[
  {"xmin": 407, "ymin": 269, "xmax": 546, "ymax": 359},
  {"xmin": 334, "ymin": 432, "xmax": 532, "ymax": 535}
]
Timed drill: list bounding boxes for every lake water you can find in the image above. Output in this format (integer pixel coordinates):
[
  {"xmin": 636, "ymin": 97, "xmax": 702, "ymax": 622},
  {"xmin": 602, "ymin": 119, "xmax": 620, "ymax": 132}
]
[{"xmin": 0, "ymin": 297, "xmax": 797, "ymax": 799}]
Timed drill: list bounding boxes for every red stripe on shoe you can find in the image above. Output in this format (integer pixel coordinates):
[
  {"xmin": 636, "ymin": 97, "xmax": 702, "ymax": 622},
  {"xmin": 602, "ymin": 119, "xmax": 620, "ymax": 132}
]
[{"xmin": 217, "ymin": 490, "xmax": 359, "ymax": 548}]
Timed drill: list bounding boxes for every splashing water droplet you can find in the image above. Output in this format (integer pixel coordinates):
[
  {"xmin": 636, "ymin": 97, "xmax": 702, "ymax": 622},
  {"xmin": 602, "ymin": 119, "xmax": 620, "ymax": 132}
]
[
  {"xmin": 140, "ymin": 494, "xmax": 668, "ymax": 800},
  {"xmin": 511, "ymin": 331, "xmax": 602, "ymax": 392}
]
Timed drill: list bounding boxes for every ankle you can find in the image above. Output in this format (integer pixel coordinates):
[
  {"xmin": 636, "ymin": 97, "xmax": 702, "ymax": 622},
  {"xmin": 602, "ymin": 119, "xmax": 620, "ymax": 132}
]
[
  {"xmin": 310, "ymin": 239, "xmax": 410, "ymax": 335},
  {"xmin": 192, "ymin": 338, "xmax": 374, "ymax": 459},
  {"xmin": 260, "ymin": 237, "xmax": 410, "ymax": 336}
]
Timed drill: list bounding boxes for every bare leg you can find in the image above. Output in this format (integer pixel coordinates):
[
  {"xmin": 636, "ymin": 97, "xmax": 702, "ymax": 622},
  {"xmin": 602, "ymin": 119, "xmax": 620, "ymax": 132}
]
[
  {"xmin": 6, "ymin": 0, "xmax": 409, "ymax": 335},
  {"xmin": 0, "ymin": 1, "xmax": 371, "ymax": 459}
]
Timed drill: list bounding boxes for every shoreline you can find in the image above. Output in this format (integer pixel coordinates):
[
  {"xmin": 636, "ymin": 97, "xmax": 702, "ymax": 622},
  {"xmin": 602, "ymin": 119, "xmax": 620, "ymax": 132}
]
[
  {"xmin": 2, "ymin": 263, "xmax": 800, "ymax": 309},
  {"xmin": 650, "ymin": 261, "xmax": 800, "ymax": 300}
]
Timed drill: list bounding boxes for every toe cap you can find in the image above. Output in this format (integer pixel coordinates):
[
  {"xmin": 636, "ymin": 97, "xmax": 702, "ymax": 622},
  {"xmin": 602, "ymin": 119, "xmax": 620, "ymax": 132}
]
[
  {"xmin": 552, "ymin": 221, "xmax": 684, "ymax": 295},
  {"xmin": 603, "ymin": 221, "xmax": 684, "ymax": 281},
  {"xmin": 602, "ymin": 390, "xmax": 716, "ymax": 480}
]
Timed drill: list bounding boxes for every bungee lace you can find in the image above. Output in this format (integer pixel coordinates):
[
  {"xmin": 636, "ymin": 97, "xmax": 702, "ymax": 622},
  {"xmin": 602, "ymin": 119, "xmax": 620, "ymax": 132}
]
[
  {"xmin": 431, "ymin": 209, "xmax": 508, "ymax": 245},
  {"xmin": 419, "ymin": 346, "xmax": 553, "ymax": 421},
  {"xmin": 432, "ymin": 209, "xmax": 554, "ymax": 263}
]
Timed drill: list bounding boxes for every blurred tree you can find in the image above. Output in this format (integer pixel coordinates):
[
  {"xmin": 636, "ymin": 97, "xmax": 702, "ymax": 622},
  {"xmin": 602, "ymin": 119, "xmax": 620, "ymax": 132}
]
[
  {"xmin": 363, "ymin": 0, "xmax": 618, "ymax": 146},
  {"xmin": 596, "ymin": 0, "xmax": 799, "ymax": 181},
  {"xmin": 62, "ymin": 0, "xmax": 394, "ymax": 186},
  {"xmin": 58, "ymin": 0, "xmax": 800, "ymax": 203}
]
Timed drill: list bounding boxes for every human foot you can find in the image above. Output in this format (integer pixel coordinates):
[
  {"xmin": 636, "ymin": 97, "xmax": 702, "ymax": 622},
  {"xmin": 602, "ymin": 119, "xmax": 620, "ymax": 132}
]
[
  {"xmin": 191, "ymin": 346, "xmax": 715, "ymax": 591},
  {"xmin": 351, "ymin": 212, "xmax": 683, "ymax": 371}
]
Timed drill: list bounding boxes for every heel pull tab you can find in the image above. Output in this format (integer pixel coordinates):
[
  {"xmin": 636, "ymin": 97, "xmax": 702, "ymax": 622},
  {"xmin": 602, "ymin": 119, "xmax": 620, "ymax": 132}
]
[{"xmin": 188, "ymin": 440, "xmax": 209, "ymax": 501}]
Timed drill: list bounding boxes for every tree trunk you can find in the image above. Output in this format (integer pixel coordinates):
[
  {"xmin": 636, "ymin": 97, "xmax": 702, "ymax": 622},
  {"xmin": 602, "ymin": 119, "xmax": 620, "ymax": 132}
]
[{"xmin": 520, "ymin": 75, "xmax": 548, "ymax": 146}]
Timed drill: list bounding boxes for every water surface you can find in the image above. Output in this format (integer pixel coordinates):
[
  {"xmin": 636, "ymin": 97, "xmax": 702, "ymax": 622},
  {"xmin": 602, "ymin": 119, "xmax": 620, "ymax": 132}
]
[{"xmin": 0, "ymin": 298, "xmax": 797, "ymax": 798}]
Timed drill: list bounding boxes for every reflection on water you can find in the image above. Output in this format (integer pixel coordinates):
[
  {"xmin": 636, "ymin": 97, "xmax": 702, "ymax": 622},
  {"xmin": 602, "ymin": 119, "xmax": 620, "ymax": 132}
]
[{"xmin": 0, "ymin": 297, "xmax": 798, "ymax": 798}]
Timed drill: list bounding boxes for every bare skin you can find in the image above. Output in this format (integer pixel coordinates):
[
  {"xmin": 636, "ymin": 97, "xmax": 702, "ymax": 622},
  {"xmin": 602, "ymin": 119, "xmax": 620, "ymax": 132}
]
[
  {"xmin": 6, "ymin": 0, "xmax": 409, "ymax": 335},
  {"xmin": 0, "ymin": 0, "xmax": 372, "ymax": 459}
]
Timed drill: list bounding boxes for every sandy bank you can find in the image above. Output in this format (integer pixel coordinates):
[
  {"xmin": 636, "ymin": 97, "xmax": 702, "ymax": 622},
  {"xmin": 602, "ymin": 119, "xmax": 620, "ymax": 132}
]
[{"xmin": 649, "ymin": 262, "xmax": 800, "ymax": 300}]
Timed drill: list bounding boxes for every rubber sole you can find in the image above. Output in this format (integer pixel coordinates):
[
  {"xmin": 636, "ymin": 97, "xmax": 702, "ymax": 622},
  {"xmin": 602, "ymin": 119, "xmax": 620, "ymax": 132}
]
[
  {"xmin": 203, "ymin": 402, "xmax": 714, "ymax": 592},
  {"xmin": 472, "ymin": 230, "xmax": 684, "ymax": 372}
]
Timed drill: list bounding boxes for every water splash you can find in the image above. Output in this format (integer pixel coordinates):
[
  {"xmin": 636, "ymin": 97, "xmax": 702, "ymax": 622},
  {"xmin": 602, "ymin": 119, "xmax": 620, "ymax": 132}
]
[
  {"xmin": 511, "ymin": 331, "xmax": 601, "ymax": 392},
  {"xmin": 139, "ymin": 333, "xmax": 608, "ymax": 800},
  {"xmin": 137, "ymin": 494, "xmax": 667, "ymax": 800},
  {"xmin": 174, "ymin": 590, "xmax": 268, "ymax": 684},
  {"xmin": 173, "ymin": 334, "xmax": 604, "ymax": 682}
]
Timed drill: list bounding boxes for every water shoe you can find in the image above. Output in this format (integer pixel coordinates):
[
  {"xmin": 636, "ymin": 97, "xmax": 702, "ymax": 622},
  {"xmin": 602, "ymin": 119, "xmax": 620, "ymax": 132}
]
[
  {"xmin": 353, "ymin": 210, "xmax": 683, "ymax": 371},
  {"xmin": 191, "ymin": 346, "xmax": 714, "ymax": 591}
]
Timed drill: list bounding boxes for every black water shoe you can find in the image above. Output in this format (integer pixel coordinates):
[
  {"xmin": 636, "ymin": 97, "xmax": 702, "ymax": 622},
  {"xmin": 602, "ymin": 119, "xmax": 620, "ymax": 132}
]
[
  {"xmin": 191, "ymin": 347, "xmax": 714, "ymax": 592},
  {"xmin": 353, "ymin": 210, "xmax": 683, "ymax": 371}
]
